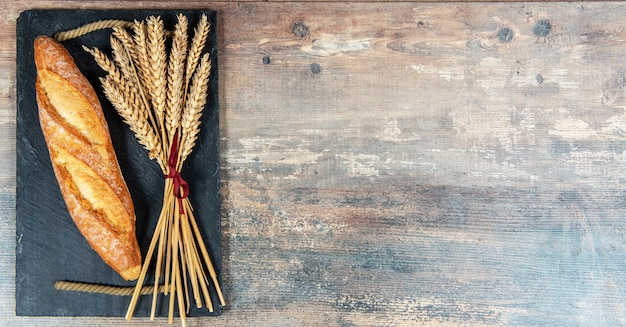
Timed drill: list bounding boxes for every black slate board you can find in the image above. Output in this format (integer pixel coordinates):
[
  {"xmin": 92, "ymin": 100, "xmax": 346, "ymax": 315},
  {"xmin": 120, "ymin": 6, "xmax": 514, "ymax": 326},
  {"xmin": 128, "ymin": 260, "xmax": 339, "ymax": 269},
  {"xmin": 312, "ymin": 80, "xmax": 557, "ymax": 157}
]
[{"xmin": 16, "ymin": 10, "xmax": 222, "ymax": 317}]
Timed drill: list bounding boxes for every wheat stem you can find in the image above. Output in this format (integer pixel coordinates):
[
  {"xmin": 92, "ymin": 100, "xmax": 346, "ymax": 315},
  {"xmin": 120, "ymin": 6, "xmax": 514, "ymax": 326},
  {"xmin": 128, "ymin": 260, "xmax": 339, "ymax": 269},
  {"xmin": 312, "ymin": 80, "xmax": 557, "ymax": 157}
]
[{"xmin": 125, "ymin": 187, "xmax": 169, "ymax": 320}]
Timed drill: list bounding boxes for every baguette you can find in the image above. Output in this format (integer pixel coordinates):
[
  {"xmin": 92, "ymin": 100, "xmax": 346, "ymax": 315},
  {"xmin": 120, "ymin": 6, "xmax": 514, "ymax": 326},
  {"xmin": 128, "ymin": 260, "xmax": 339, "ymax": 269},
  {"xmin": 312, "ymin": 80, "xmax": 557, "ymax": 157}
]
[{"xmin": 34, "ymin": 35, "xmax": 141, "ymax": 281}]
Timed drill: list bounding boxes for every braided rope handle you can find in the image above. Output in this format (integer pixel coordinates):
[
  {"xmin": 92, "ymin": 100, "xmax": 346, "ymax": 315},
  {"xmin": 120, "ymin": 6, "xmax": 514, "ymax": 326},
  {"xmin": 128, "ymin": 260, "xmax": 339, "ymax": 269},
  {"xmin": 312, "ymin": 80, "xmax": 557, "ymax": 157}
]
[
  {"xmin": 53, "ymin": 19, "xmax": 133, "ymax": 42},
  {"xmin": 54, "ymin": 280, "xmax": 167, "ymax": 296}
]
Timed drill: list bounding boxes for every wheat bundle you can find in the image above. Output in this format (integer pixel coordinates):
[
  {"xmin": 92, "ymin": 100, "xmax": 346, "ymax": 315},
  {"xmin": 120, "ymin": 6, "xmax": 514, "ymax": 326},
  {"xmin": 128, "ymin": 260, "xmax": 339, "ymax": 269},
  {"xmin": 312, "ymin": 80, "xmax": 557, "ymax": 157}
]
[{"xmin": 85, "ymin": 13, "xmax": 225, "ymax": 326}]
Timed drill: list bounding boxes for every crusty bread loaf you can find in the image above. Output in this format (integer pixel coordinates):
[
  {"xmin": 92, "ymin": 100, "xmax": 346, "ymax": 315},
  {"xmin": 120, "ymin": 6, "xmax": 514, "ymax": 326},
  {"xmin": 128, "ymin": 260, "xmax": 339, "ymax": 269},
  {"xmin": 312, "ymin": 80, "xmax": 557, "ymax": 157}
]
[{"xmin": 34, "ymin": 35, "xmax": 141, "ymax": 281}]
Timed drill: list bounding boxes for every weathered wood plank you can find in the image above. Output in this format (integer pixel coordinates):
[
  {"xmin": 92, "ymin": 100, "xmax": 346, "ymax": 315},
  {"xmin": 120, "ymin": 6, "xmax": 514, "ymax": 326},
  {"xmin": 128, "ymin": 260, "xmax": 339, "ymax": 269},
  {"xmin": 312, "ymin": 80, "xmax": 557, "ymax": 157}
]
[{"xmin": 2, "ymin": 1, "xmax": 626, "ymax": 326}]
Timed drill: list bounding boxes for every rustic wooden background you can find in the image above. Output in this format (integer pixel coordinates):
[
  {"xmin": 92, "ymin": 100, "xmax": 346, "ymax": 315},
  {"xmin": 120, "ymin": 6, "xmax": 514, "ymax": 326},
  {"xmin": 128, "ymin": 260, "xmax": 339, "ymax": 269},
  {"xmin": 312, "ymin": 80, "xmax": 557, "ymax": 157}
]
[{"xmin": 2, "ymin": 1, "xmax": 626, "ymax": 326}]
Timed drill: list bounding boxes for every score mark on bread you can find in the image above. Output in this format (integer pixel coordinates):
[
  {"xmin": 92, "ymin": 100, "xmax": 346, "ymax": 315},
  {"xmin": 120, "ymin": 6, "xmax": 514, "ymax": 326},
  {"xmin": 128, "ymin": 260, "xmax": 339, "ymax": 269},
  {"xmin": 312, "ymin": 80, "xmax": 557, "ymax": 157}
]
[{"xmin": 34, "ymin": 35, "xmax": 141, "ymax": 281}]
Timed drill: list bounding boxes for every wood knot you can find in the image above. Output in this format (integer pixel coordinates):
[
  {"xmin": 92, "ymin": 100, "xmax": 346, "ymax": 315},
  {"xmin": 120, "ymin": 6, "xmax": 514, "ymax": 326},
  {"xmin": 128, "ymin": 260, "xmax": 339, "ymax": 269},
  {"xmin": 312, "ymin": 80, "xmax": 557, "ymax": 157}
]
[
  {"xmin": 292, "ymin": 21, "xmax": 309, "ymax": 38},
  {"xmin": 497, "ymin": 27, "xmax": 514, "ymax": 43},
  {"xmin": 535, "ymin": 74, "xmax": 544, "ymax": 84},
  {"xmin": 533, "ymin": 20, "xmax": 551, "ymax": 36},
  {"xmin": 310, "ymin": 63, "xmax": 321, "ymax": 74}
]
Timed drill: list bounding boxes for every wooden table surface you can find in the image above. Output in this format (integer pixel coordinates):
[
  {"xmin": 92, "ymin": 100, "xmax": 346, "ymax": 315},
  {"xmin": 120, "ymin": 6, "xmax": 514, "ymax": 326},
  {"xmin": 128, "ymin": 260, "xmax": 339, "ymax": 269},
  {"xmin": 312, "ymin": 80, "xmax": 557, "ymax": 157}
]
[{"xmin": 3, "ymin": 1, "xmax": 626, "ymax": 326}]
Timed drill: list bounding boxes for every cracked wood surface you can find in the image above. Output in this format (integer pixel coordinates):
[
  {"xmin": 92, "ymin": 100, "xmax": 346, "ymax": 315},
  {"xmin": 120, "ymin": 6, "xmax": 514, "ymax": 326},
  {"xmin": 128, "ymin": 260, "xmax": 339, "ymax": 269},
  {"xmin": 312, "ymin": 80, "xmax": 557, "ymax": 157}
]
[{"xmin": 3, "ymin": 1, "xmax": 626, "ymax": 326}]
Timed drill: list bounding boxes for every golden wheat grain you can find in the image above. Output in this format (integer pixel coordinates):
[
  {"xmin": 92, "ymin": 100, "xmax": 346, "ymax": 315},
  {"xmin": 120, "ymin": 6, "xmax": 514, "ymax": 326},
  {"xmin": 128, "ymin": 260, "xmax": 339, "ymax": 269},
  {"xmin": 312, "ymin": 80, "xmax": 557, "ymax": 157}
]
[
  {"xmin": 83, "ymin": 45, "xmax": 123, "ymax": 84},
  {"xmin": 109, "ymin": 36, "xmax": 138, "ymax": 86},
  {"xmin": 88, "ymin": 45, "xmax": 138, "ymax": 119},
  {"xmin": 114, "ymin": 26, "xmax": 169, "ymax": 161},
  {"xmin": 146, "ymin": 16, "xmax": 168, "ymax": 125},
  {"xmin": 84, "ymin": 45, "xmax": 160, "ymax": 161},
  {"xmin": 132, "ymin": 20, "xmax": 153, "ymax": 104},
  {"xmin": 128, "ymin": 21, "xmax": 155, "ymax": 123},
  {"xmin": 103, "ymin": 79, "xmax": 162, "ymax": 164},
  {"xmin": 101, "ymin": 76, "xmax": 165, "ymax": 167},
  {"xmin": 165, "ymin": 14, "xmax": 189, "ymax": 141},
  {"xmin": 179, "ymin": 54, "xmax": 211, "ymax": 164},
  {"xmin": 108, "ymin": 70, "xmax": 151, "ymax": 141},
  {"xmin": 184, "ymin": 14, "xmax": 210, "ymax": 93},
  {"xmin": 112, "ymin": 26, "xmax": 138, "ymax": 69},
  {"xmin": 110, "ymin": 35, "xmax": 165, "ymax": 151},
  {"xmin": 109, "ymin": 36, "xmax": 151, "ymax": 116}
]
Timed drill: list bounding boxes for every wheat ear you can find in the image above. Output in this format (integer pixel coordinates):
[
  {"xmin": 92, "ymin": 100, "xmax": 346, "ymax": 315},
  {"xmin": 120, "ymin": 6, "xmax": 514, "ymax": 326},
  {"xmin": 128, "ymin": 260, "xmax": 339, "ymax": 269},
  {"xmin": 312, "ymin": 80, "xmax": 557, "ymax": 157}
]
[
  {"xmin": 146, "ymin": 16, "xmax": 168, "ymax": 131},
  {"xmin": 165, "ymin": 14, "xmax": 189, "ymax": 142},
  {"xmin": 109, "ymin": 36, "xmax": 155, "ymax": 126},
  {"xmin": 82, "ymin": 45, "xmax": 127, "ymax": 92},
  {"xmin": 184, "ymin": 14, "xmax": 210, "ymax": 93},
  {"xmin": 179, "ymin": 53, "xmax": 211, "ymax": 165},
  {"xmin": 132, "ymin": 20, "xmax": 152, "ymax": 105},
  {"xmin": 112, "ymin": 26, "xmax": 138, "ymax": 69},
  {"xmin": 85, "ymin": 44, "xmax": 163, "ymax": 166},
  {"xmin": 109, "ymin": 36, "xmax": 140, "ymax": 90},
  {"xmin": 100, "ymin": 76, "xmax": 164, "ymax": 166}
]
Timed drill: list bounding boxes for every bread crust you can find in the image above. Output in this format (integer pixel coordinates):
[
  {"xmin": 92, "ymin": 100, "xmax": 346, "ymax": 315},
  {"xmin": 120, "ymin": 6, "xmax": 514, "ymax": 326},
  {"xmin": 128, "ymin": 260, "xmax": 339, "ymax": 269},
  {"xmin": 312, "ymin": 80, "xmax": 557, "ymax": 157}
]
[{"xmin": 34, "ymin": 35, "xmax": 141, "ymax": 281}]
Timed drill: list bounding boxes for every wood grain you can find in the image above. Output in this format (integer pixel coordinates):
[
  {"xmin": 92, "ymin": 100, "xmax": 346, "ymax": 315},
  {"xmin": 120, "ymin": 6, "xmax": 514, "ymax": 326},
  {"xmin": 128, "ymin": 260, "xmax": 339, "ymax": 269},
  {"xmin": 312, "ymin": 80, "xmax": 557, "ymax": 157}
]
[{"xmin": 3, "ymin": 1, "xmax": 626, "ymax": 326}]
